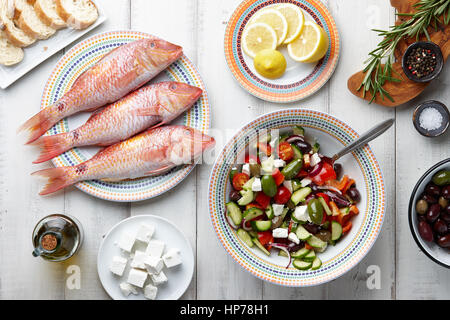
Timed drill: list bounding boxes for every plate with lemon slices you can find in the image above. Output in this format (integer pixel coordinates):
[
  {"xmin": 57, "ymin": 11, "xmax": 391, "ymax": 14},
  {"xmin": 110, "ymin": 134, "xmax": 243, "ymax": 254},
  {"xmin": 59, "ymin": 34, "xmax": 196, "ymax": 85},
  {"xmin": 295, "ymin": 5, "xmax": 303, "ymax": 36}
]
[{"xmin": 224, "ymin": 0, "xmax": 340, "ymax": 103}]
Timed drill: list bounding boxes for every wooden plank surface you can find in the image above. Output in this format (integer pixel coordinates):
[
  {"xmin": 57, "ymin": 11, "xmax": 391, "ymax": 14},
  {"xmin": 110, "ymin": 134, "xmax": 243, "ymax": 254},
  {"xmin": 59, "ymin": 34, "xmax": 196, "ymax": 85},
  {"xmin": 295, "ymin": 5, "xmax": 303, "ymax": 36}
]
[{"xmin": 0, "ymin": 0, "xmax": 449, "ymax": 300}]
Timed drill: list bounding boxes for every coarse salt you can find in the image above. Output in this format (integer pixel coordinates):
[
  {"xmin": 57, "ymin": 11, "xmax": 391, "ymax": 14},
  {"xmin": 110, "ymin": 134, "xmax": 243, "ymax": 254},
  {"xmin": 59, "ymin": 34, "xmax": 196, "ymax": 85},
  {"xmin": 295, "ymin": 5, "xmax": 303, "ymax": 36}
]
[{"xmin": 419, "ymin": 107, "xmax": 443, "ymax": 131}]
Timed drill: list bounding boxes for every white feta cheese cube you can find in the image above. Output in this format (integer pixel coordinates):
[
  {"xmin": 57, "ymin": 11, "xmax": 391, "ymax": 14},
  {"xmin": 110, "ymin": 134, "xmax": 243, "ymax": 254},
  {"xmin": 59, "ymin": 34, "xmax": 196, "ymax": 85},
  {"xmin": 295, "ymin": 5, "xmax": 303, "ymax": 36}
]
[
  {"xmin": 110, "ymin": 256, "xmax": 128, "ymax": 276},
  {"xmin": 283, "ymin": 180, "xmax": 293, "ymax": 193},
  {"xmin": 145, "ymin": 240, "xmax": 165, "ymax": 258},
  {"xmin": 310, "ymin": 153, "xmax": 322, "ymax": 167},
  {"xmin": 294, "ymin": 205, "xmax": 311, "ymax": 222},
  {"xmin": 135, "ymin": 223, "xmax": 155, "ymax": 243},
  {"xmin": 301, "ymin": 178, "xmax": 312, "ymax": 187},
  {"xmin": 261, "ymin": 156, "xmax": 274, "ymax": 174},
  {"xmin": 242, "ymin": 163, "xmax": 250, "ymax": 176},
  {"xmin": 162, "ymin": 248, "xmax": 182, "ymax": 268},
  {"xmin": 272, "ymin": 228, "xmax": 288, "ymax": 238},
  {"xmin": 127, "ymin": 268, "xmax": 148, "ymax": 288},
  {"xmin": 119, "ymin": 282, "xmax": 138, "ymax": 297},
  {"xmin": 144, "ymin": 284, "xmax": 158, "ymax": 300},
  {"xmin": 150, "ymin": 271, "xmax": 168, "ymax": 286},
  {"xmin": 272, "ymin": 204, "xmax": 285, "ymax": 217},
  {"xmin": 251, "ymin": 178, "xmax": 262, "ymax": 192},
  {"xmin": 288, "ymin": 232, "xmax": 300, "ymax": 245},
  {"xmin": 144, "ymin": 256, "xmax": 164, "ymax": 274},
  {"xmin": 118, "ymin": 232, "xmax": 136, "ymax": 253},
  {"xmin": 273, "ymin": 159, "xmax": 286, "ymax": 168},
  {"xmin": 130, "ymin": 250, "xmax": 147, "ymax": 269}
]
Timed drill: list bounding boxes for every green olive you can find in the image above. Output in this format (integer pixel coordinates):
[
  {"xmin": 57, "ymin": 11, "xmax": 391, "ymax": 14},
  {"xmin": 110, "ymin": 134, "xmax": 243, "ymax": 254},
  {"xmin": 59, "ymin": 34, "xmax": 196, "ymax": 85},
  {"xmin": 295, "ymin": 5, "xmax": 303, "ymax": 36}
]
[
  {"xmin": 261, "ymin": 175, "xmax": 277, "ymax": 197},
  {"xmin": 281, "ymin": 159, "xmax": 303, "ymax": 180},
  {"xmin": 307, "ymin": 199, "xmax": 324, "ymax": 225},
  {"xmin": 439, "ymin": 196, "xmax": 449, "ymax": 209},
  {"xmin": 415, "ymin": 199, "xmax": 428, "ymax": 215},
  {"xmin": 432, "ymin": 170, "xmax": 450, "ymax": 186}
]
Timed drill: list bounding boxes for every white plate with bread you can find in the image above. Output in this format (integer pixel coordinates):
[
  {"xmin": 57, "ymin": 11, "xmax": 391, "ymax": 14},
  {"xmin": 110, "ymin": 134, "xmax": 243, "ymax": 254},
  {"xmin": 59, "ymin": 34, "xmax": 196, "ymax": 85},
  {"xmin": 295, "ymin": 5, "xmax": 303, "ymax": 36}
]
[{"xmin": 0, "ymin": 0, "xmax": 106, "ymax": 89}]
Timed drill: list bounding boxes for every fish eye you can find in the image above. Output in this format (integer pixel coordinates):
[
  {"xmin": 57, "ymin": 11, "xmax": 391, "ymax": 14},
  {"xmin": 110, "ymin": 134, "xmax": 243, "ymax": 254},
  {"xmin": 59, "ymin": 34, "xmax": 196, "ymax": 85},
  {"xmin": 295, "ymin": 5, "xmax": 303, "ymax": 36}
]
[
  {"xmin": 150, "ymin": 42, "xmax": 156, "ymax": 48},
  {"xmin": 170, "ymin": 84, "xmax": 177, "ymax": 90}
]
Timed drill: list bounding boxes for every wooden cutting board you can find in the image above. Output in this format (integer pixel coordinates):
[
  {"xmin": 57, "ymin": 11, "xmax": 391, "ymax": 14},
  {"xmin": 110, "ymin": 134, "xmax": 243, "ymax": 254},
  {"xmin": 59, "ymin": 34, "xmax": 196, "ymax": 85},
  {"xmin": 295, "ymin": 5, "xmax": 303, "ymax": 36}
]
[{"xmin": 347, "ymin": 0, "xmax": 450, "ymax": 107}]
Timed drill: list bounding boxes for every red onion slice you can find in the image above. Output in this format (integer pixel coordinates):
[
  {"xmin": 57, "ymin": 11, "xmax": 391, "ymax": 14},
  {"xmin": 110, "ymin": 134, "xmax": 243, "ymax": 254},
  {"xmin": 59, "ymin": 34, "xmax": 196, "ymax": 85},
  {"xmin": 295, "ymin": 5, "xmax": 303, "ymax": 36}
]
[
  {"xmin": 308, "ymin": 162, "xmax": 323, "ymax": 178},
  {"xmin": 317, "ymin": 185, "xmax": 342, "ymax": 194},
  {"xmin": 271, "ymin": 243, "xmax": 292, "ymax": 269},
  {"xmin": 286, "ymin": 135, "xmax": 305, "ymax": 144},
  {"xmin": 242, "ymin": 219, "xmax": 252, "ymax": 231}
]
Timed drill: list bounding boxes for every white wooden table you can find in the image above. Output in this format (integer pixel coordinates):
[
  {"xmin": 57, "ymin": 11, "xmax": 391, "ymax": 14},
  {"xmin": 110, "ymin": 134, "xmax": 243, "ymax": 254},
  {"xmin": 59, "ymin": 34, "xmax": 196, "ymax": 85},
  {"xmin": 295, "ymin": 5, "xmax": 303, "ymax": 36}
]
[{"xmin": 0, "ymin": 0, "xmax": 449, "ymax": 300}]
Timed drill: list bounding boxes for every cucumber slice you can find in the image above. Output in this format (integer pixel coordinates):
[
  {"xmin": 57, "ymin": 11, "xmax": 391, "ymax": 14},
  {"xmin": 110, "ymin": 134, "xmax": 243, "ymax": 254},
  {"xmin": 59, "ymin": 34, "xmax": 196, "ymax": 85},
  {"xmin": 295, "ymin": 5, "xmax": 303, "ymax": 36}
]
[
  {"xmin": 237, "ymin": 229, "xmax": 254, "ymax": 248},
  {"xmin": 291, "ymin": 144, "xmax": 303, "ymax": 160},
  {"xmin": 293, "ymin": 259, "xmax": 312, "ymax": 270},
  {"xmin": 242, "ymin": 177, "xmax": 255, "ymax": 191},
  {"xmin": 291, "ymin": 248, "xmax": 310, "ymax": 259},
  {"xmin": 226, "ymin": 202, "xmax": 243, "ymax": 225},
  {"xmin": 292, "ymin": 126, "xmax": 305, "ymax": 136},
  {"xmin": 251, "ymin": 220, "xmax": 272, "ymax": 232},
  {"xmin": 295, "ymin": 225, "xmax": 312, "ymax": 241},
  {"xmin": 291, "ymin": 179, "xmax": 302, "ymax": 192},
  {"xmin": 238, "ymin": 189, "xmax": 254, "ymax": 206},
  {"xmin": 307, "ymin": 235, "xmax": 327, "ymax": 250},
  {"xmin": 265, "ymin": 205, "xmax": 274, "ymax": 219},
  {"xmin": 278, "ymin": 249, "xmax": 289, "ymax": 257},
  {"xmin": 291, "ymin": 187, "xmax": 312, "ymax": 206},
  {"xmin": 243, "ymin": 207, "xmax": 264, "ymax": 220},
  {"xmin": 303, "ymin": 250, "xmax": 316, "ymax": 262},
  {"xmin": 311, "ymin": 257, "xmax": 322, "ymax": 270},
  {"xmin": 279, "ymin": 133, "xmax": 289, "ymax": 143},
  {"xmin": 249, "ymin": 230, "xmax": 258, "ymax": 238},
  {"xmin": 319, "ymin": 197, "xmax": 332, "ymax": 216},
  {"xmin": 340, "ymin": 207, "xmax": 350, "ymax": 216},
  {"xmin": 252, "ymin": 238, "xmax": 271, "ymax": 256},
  {"xmin": 331, "ymin": 221, "xmax": 343, "ymax": 241}
]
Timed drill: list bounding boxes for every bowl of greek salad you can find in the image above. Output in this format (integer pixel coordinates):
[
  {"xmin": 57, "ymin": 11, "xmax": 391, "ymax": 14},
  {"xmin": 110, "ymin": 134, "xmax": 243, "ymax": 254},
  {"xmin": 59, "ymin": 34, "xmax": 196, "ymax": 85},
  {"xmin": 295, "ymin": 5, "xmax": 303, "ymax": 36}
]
[{"xmin": 208, "ymin": 109, "xmax": 385, "ymax": 287}]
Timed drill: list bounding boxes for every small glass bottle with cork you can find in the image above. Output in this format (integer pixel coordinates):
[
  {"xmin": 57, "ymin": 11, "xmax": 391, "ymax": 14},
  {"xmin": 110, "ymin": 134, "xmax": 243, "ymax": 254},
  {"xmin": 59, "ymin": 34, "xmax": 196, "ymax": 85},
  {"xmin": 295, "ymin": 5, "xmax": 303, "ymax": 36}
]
[{"xmin": 32, "ymin": 214, "xmax": 84, "ymax": 262}]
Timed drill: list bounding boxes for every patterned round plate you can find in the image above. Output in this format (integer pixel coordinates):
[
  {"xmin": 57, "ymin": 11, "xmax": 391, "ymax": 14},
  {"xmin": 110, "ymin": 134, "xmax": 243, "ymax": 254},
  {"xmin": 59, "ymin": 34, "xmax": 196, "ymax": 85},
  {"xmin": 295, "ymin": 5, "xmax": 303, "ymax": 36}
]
[
  {"xmin": 208, "ymin": 109, "xmax": 385, "ymax": 286},
  {"xmin": 41, "ymin": 31, "xmax": 210, "ymax": 202},
  {"xmin": 224, "ymin": 0, "xmax": 340, "ymax": 103}
]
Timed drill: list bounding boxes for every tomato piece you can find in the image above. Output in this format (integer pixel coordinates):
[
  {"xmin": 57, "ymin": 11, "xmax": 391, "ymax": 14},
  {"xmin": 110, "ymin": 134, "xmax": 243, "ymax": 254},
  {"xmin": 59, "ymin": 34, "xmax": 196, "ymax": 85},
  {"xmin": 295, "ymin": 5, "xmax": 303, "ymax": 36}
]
[
  {"xmin": 255, "ymin": 192, "xmax": 271, "ymax": 209},
  {"xmin": 274, "ymin": 186, "xmax": 291, "ymax": 204},
  {"xmin": 272, "ymin": 169, "xmax": 285, "ymax": 186},
  {"xmin": 296, "ymin": 169, "xmax": 308, "ymax": 178},
  {"xmin": 277, "ymin": 142, "xmax": 294, "ymax": 162},
  {"xmin": 245, "ymin": 154, "xmax": 260, "ymax": 164},
  {"xmin": 232, "ymin": 173, "xmax": 249, "ymax": 191},
  {"xmin": 312, "ymin": 162, "xmax": 337, "ymax": 186},
  {"xmin": 257, "ymin": 231, "xmax": 273, "ymax": 246},
  {"xmin": 316, "ymin": 192, "xmax": 330, "ymax": 204},
  {"xmin": 257, "ymin": 143, "xmax": 272, "ymax": 157}
]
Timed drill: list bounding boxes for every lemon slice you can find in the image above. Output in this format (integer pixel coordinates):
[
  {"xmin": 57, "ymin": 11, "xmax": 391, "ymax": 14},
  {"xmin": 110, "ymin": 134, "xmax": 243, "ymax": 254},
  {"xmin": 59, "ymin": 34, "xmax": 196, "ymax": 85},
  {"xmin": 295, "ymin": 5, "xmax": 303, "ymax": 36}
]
[
  {"xmin": 287, "ymin": 21, "xmax": 329, "ymax": 63},
  {"xmin": 250, "ymin": 9, "xmax": 288, "ymax": 46},
  {"xmin": 277, "ymin": 3, "xmax": 304, "ymax": 44},
  {"xmin": 242, "ymin": 22, "xmax": 278, "ymax": 58}
]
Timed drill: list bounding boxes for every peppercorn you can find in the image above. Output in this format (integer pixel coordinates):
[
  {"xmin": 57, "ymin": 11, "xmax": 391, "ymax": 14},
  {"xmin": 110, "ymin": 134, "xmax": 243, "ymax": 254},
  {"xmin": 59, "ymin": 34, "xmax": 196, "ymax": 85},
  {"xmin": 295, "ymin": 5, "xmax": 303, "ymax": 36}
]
[{"xmin": 406, "ymin": 47, "xmax": 437, "ymax": 78}]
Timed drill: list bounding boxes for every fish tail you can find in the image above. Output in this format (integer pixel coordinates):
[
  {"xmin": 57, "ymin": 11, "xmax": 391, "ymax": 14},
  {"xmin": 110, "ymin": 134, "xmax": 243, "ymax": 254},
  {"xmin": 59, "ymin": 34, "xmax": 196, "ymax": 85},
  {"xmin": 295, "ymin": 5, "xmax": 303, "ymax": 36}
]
[
  {"xmin": 31, "ymin": 133, "xmax": 73, "ymax": 164},
  {"xmin": 18, "ymin": 107, "xmax": 59, "ymax": 144},
  {"xmin": 32, "ymin": 167, "xmax": 77, "ymax": 196}
]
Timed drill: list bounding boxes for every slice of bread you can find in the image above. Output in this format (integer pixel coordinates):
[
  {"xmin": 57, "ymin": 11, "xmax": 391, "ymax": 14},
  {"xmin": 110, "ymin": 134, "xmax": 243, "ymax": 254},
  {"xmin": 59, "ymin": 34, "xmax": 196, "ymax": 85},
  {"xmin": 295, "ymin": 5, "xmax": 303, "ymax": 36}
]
[
  {"xmin": 14, "ymin": 0, "xmax": 56, "ymax": 40},
  {"xmin": 55, "ymin": 0, "xmax": 98, "ymax": 30},
  {"xmin": 0, "ymin": 30, "xmax": 24, "ymax": 66},
  {"xmin": 34, "ymin": 0, "xmax": 66, "ymax": 29},
  {"xmin": 0, "ymin": 0, "xmax": 35, "ymax": 47}
]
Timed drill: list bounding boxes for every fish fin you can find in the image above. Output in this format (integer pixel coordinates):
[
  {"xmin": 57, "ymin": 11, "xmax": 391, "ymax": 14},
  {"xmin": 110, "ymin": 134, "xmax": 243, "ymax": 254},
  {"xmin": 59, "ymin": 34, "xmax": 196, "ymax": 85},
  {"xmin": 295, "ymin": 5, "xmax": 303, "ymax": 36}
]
[
  {"xmin": 141, "ymin": 146, "xmax": 168, "ymax": 162},
  {"xmin": 32, "ymin": 167, "xmax": 76, "ymax": 196},
  {"xmin": 18, "ymin": 108, "xmax": 55, "ymax": 144},
  {"xmin": 31, "ymin": 133, "xmax": 73, "ymax": 164},
  {"xmin": 149, "ymin": 121, "xmax": 165, "ymax": 129},
  {"xmin": 145, "ymin": 165, "xmax": 173, "ymax": 176},
  {"xmin": 134, "ymin": 104, "xmax": 164, "ymax": 117},
  {"xmin": 100, "ymin": 178, "xmax": 124, "ymax": 182}
]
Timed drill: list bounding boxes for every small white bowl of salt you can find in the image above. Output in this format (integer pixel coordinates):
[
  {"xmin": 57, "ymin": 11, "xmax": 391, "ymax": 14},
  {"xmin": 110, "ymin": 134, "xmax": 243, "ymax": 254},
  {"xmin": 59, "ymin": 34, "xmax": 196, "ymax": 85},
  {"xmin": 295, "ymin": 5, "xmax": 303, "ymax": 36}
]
[{"xmin": 413, "ymin": 100, "xmax": 449, "ymax": 137}]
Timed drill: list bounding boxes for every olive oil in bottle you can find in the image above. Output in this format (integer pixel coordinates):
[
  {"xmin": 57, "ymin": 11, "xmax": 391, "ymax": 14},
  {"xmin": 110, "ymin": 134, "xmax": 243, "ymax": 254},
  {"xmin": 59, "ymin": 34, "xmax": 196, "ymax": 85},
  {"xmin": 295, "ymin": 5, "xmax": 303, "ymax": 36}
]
[{"xmin": 32, "ymin": 214, "xmax": 84, "ymax": 262}]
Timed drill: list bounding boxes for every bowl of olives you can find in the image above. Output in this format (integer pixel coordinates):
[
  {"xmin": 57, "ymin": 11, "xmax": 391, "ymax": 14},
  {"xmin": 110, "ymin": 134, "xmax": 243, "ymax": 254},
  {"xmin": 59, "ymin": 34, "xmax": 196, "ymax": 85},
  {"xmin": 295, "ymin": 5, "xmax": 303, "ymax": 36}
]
[{"xmin": 409, "ymin": 158, "xmax": 450, "ymax": 268}]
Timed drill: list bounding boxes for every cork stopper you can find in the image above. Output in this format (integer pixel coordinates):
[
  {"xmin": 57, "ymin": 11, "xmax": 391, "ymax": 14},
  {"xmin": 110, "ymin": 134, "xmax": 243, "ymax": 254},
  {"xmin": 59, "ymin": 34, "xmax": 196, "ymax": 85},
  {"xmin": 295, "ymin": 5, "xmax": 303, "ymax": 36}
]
[{"xmin": 41, "ymin": 233, "xmax": 58, "ymax": 251}]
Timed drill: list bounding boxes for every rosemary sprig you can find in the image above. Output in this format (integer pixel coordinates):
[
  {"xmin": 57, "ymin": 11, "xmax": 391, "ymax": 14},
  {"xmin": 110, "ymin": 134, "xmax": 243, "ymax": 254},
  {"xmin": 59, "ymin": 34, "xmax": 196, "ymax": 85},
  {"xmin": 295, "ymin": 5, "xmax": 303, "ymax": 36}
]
[{"xmin": 358, "ymin": 0, "xmax": 450, "ymax": 103}]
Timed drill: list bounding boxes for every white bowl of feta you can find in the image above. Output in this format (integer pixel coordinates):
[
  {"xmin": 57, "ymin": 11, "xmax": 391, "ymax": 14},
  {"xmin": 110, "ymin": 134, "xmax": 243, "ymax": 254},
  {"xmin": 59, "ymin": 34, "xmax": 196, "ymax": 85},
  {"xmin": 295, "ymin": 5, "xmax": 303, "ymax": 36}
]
[{"xmin": 97, "ymin": 215, "xmax": 194, "ymax": 300}]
